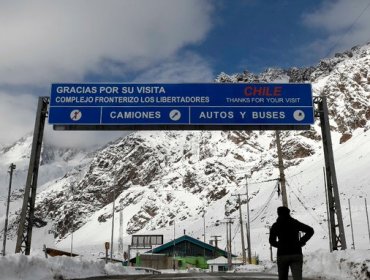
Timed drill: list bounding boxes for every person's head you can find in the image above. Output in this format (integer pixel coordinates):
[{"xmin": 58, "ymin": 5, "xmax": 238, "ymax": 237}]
[{"xmin": 277, "ymin": 206, "xmax": 290, "ymax": 217}]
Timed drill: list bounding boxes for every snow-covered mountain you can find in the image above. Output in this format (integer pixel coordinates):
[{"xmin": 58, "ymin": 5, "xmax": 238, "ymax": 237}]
[{"xmin": 1, "ymin": 43, "xmax": 370, "ymax": 262}]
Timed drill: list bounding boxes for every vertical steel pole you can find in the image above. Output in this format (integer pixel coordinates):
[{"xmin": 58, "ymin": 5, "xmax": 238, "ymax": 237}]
[
  {"xmin": 237, "ymin": 194, "xmax": 247, "ymax": 264},
  {"xmin": 323, "ymin": 167, "xmax": 333, "ymax": 252},
  {"xmin": 229, "ymin": 220, "xmax": 233, "ymax": 269},
  {"xmin": 15, "ymin": 97, "xmax": 49, "ymax": 254},
  {"xmin": 173, "ymin": 219, "xmax": 176, "ymax": 270},
  {"xmin": 203, "ymin": 211, "xmax": 206, "ymax": 243},
  {"xmin": 225, "ymin": 221, "xmax": 229, "ymax": 265},
  {"xmin": 365, "ymin": 198, "xmax": 370, "ymax": 247},
  {"xmin": 269, "ymin": 226, "xmax": 273, "ymax": 262},
  {"xmin": 2, "ymin": 163, "xmax": 16, "ymax": 256},
  {"xmin": 203, "ymin": 211, "xmax": 206, "ymax": 259},
  {"xmin": 70, "ymin": 186, "xmax": 74, "ymax": 257},
  {"xmin": 276, "ymin": 131, "xmax": 288, "ymax": 207},
  {"xmin": 128, "ymin": 245, "xmax": 131, "ymax": 266},
  {"xmin": 227, "ymin": 220, "xmax": 232, "ymax": 270},
  {"xmin": 118, "ymin": 203, "xmax": 124, "ymax": 258},
  {"xmin": 110, "ymin": 188, "xmax": 115, "ymax": 261},
  {"xmin": 348, "ymin": 199, "xmax": 355, "ymax": 249},
  {"xmin": 245, "ymin": 176, "xmax": 252, "ymax": 264}
]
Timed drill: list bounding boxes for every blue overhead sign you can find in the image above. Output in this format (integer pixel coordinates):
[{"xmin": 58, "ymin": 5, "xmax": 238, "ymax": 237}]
[{"xmin": 48, "ymin": 83, "xmax": 314, "ymax": 128}]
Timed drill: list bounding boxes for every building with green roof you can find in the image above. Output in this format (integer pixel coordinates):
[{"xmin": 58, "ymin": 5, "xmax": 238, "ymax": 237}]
[{"xmin": 134, "ymin": 235, "xmax": 235, "ymax": 270}]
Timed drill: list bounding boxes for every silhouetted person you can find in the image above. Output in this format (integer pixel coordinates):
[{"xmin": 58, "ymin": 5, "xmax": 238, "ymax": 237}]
[{"xmin": 269, "ymin": 206, "xmax": 314, "ymax": 280}]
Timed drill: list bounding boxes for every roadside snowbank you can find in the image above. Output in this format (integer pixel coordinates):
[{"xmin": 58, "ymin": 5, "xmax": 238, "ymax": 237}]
[
  {"xmin": 0, "ymin": 253, "xmax": 141, "ymax": 280},
  {"xmin": 263, "ymin": 249, "xmax": 370, "ymax": 280},
  {"xmin": 304, "ymin": 249, "xmax": 370, "ymax": 280},
  {"xmin": 0, "ymin": 249, "xmax": 369, "ymax": 280}
]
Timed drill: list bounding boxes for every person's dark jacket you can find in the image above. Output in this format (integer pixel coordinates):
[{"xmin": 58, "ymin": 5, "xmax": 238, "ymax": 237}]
[{"xmin": 269, "ymin": 215, "xmax": 314, "ymax": 256}]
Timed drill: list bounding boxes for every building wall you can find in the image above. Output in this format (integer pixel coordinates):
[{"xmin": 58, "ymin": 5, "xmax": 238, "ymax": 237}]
[
  {"xmin": 137, "ymin": 254, "xmax": 174, "ymax": 270},
  {"xmin": 137, "ymin": 255, "xmax": 209, "ymax": 270},
  {"xmin": 177, "ymin": 256, "xmax": 208, "ymax": 269}
]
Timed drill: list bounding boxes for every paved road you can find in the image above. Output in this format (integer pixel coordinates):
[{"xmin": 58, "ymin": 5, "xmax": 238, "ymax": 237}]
[{"xmin": 70, "ymin": 272, "xmax": 318, "ymax": 280}]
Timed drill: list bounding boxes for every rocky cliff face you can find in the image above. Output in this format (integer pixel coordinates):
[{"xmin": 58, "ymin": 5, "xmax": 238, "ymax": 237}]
[
  {"xmin": 4, "ymin": 43, "xmax": 370, "ymax": 242},
  {"xmin": 35, "ymin": 130, "xmax": 277, "ymax": 238}
]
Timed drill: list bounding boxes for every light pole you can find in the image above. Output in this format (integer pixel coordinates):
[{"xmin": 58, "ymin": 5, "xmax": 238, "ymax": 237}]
[
  {"xmin": 276, "ymin": 131, "xmax": 288, "ymax": 207},
  {"xmin": 173, "ymin": 219, "xmax": 176, "ymax": 270},
  {"xmin": 365, "ymin": 198, "xmax": 370, "ymax": 247},
  {"xmin": 203, "ymin": 210, "xmax": 206, "ymax": 243},
  {"xmin": 110, "ymin": 187, "xmax": 116, "ymax": 261},
  {"xmin": 238, "ymin": 194, "xmax": 247, "ymax": 264},
  {"xmin": 2, "ymin": 163, "xmax": 16, "ymax": 256},
  {"xmin": 70, "ymin": 186, "xmax": 74, "ymax": 257},
  {"xmin": 203, "ymin": 210, "xmax": 206, "ymax": 259},
  {"xmin": 245, "ymin": 175, "xmax": 252, "ymax": 264}
]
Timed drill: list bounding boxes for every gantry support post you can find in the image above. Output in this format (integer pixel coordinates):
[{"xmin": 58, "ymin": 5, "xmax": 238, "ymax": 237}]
[
  {"xmin": 314, "ymin": 96, "xmax": 347, "ymax": 250},
  {"xmin": 15, "ymin": 97, "xmax": 49, "ymax": 254}
]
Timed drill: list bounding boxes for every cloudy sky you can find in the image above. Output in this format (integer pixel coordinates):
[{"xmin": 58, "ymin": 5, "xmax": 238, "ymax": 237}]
[{"xmin": 0, "ymin": 0, "xmax": 370, "ymax": 147}]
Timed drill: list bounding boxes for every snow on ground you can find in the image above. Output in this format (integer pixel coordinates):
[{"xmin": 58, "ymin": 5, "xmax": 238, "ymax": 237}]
[
  {"xmin": 0, "ymin": 251, "xmax": 143, "ymax": 280},
  {"xmin": 303, "ymin": 249, "xmax": 370, "ymax": 280},
  {"xmin": 0, "ymin": 249, "xmax": 369, "ymax": 280}
]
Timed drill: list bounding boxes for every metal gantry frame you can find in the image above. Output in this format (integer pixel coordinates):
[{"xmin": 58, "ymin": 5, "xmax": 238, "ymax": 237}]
[
  {"xmin": 314, "ymin": 96, "xmax": 347, "ymax": 251},
  {"xmin": 15, "ymin": 95, "xmax": 347, "ymax": 255},
  {"xmin": 15, "ymin": 97, "xmax": 49, "ymax": 254}
]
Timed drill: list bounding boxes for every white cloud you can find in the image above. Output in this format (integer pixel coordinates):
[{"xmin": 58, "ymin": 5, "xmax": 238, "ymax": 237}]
[
  {"xmin": 0, "ymin": 0, "xmax": 213, "ymax": 85},
  {"xmin": 302, "ymin": 0, "xmax": 370, "ymax": 57},
  {"xmin": 43, "ymin": 127, "xmax": 129, "ymax": 149},
  {"xmin": 134, "ymin": 52, "xmax": 214, "ymax": 83},
  {"xmin": 0, "ymin": 91, "xmax": 38, "ymax": 145}
]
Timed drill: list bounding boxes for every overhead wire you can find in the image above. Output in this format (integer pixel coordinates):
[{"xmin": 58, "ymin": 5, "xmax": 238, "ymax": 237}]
[
  {"xmin": 231, "ymin": 221, "xmax": 240, "ymax": 242},
  {"xmin": 250, "ymin": 181, "xmax": 278, "ymax": 224},
  {"xmin": 286, "ymin": 180, "xmax": 328, "ymax": 233}
]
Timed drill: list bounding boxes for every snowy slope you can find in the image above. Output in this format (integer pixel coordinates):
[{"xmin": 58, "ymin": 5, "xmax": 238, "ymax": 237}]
[{"xmin": 0, "ymin": 137, "xmax": 94, "ymax": 247}]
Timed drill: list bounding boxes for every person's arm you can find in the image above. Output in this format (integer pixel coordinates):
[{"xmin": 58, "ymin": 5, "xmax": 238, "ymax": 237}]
[
  {"xmin": 297, "ymin": 221, "xmax": 314, "ymax": 246},
  {"xmin": 269, "ymin": 225, "xmax": 279, "ymax": 248}
]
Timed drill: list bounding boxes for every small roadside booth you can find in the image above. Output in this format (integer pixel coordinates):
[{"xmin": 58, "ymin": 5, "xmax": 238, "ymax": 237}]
[
  {"xmin": 207, "ymin": 256, "xmax": 243, "ymax": 272},
  {"xmin": 207, "ymin": 256, "xmax": 228, "ymax": 272}
]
